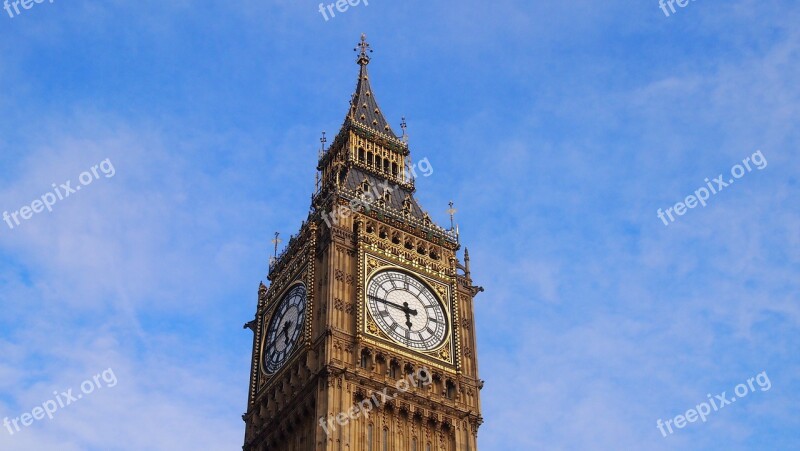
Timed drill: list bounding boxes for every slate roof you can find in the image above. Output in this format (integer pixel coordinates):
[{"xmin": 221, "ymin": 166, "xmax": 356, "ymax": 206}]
[{"xmin": 343, "ymin": 166, "xmax": 425, "ymax": 220}]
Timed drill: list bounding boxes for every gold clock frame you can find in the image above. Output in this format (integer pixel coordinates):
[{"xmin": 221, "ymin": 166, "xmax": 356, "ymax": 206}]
[
  {"xmin": 358, "ymin": 250, "xmax": 458, "ymax": 372},
  {"xmin": 364, "ymin": 266, "xmax": 451, "ymax": 353}
]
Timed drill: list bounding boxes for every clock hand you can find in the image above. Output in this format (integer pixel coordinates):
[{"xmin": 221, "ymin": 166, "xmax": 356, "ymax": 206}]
[
  {"xmin": 281, "ymin": 321, "xmax": 292, "ymax": 346},
  {"xmin": 368, "ymin": 295, "xmax": 418, "ymax": 316},
  {"xmin": 266, "ymin": 321, "xmax": 293, "ymax": 352},
  {"xmin": 368, "ymin": 295, "xmax": 418, "ymax": 331},
  {"xmin": 402, "ymin": 302, "xmax": 413, "ymax": 329}
]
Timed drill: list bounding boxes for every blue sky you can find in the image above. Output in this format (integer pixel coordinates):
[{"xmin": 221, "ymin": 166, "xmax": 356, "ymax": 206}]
[{"xmin": 0, "ymin": 1, "xmax": 798, "ymax": 450}]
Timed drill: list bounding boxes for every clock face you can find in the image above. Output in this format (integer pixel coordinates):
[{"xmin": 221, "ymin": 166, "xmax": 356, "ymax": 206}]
[
  {"xmin": 262, "ymin": 284, "xmax": 307, "ymax": 374},
  {"xmin": 366, "ymin": 270, "xmax": 448, "ymax": 351}
]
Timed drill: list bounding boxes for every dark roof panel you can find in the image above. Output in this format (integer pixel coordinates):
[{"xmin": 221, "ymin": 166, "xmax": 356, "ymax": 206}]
[{"xmin": 344, "ymin": 167, "xmax": 425, "ymax": 220}]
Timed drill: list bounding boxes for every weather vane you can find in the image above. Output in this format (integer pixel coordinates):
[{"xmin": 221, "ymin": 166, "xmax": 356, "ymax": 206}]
[
  {"xmin": 270, "ymin": 232, "xmax": 282, "ymax": 265},
  {"xmin": 447, "ymin": 201, "xmax": 457, "ymax": 231}
]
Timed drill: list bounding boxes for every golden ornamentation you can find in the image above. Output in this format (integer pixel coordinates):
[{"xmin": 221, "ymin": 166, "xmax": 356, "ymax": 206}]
[
  {"xmin": 367, "ymin": 319, "xmax": 379, "ymax": 334},
  {"xmin": 368, "ymin": 258, "xmax": 379, "ymax": 271}
]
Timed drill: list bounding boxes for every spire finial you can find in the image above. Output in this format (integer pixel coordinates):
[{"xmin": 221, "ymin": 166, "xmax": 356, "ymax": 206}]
[
  {"xmin": 355, "ymin": 33, "xmax": 372, "ymax": 65},
  {"xmin": 270, "ymin": 232, "xmax": 282, "ymax": 266},
  {"xmin": 319, "ymin": 131, "xmax": 327, "ymax": 158},
  {"xmin": 401, "ymin": 116, "xmax": 408, "ymax": 143},
  {"xmin": 447, "ymin": 201, "xmax": 458, "ymax": 231}
]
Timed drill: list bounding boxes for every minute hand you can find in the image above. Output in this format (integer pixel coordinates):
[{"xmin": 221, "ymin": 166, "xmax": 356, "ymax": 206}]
[{"xmin": 368, "ymin": 296, "xmax": 418, "ymax": 315}]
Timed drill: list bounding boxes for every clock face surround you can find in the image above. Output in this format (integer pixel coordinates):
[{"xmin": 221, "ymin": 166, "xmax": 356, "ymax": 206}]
[
  {"xmin": 366, "ymin": 269, "xmax": 448, "ymax": 351},
  {"xmin": 262, "ymin": 284, "xmax": 307, "ymax": 374}
]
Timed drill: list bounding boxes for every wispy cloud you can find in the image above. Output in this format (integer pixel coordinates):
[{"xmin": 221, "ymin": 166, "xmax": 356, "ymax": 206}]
[{"xmin": 0, "ymin": 1, "xmax": 798, "ymax": 450}]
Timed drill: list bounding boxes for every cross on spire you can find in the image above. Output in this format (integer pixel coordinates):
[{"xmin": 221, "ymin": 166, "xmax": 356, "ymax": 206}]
[{"xmin": 355, "ymin": 33, "xmax": 372, "ymax": 65}]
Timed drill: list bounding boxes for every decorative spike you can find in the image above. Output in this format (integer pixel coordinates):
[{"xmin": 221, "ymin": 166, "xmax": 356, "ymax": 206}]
[
  {"xmin": 447, "ymin": 201, "xmax": 458, "ymax": 231},
  {"xmin": 355, "ymin": 33, "xmax": 372, "ymax": 65},
  {"xmin": 270, "ymin": 232, "xmax": 281, "ymax": 266}
]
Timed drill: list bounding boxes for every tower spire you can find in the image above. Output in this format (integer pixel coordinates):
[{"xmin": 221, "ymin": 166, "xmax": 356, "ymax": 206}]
[{"xmin": 346, "ymin": 33, "xmax": 396, "ymax": 136}]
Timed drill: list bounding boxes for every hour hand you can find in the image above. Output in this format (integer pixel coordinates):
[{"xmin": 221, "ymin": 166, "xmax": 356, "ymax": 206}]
[{"xmin": 281, "ymin": 321, "xmax": 292, "ymax": 345}]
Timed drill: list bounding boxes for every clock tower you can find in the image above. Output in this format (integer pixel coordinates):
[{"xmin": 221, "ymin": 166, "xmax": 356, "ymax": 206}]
[{"xmin": 243, "ymin": 35, "xmax": 484, "ymax": 451}]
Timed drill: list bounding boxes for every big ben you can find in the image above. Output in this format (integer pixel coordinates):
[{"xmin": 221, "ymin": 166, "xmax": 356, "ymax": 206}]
[{"xmin": 243, "ymin": 34, "xmax": 484, "ymax": 451}]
